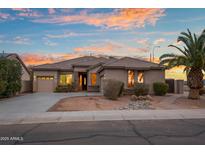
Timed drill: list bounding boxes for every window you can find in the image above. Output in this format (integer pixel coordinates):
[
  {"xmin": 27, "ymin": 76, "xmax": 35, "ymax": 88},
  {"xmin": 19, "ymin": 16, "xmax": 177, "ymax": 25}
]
[
  {"xmin": 128, "ymin": 70, "xmax": 135, "ymax": 87},
  {"xmin": 137, "ymin": 71, "xmax": 144, "ymax": 83},
  {"xmin": 59, "ymin": 74, "xmax": 72, "ymax": 85},
  {"xmin": 37, "ymin": 76, "xmax": 54, "ymax": 80},
  {"xmin": 91, "ymin": 73, "xmax": 97, "ymax": 86}
]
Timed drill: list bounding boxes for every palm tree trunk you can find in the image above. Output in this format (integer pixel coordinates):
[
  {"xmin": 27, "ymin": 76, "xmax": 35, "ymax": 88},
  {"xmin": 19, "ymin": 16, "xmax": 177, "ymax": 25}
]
[
  {"xmin": 188, "ymin": 89, "xmax": 200, "ymax": 99},
  {"xmin": 187, "ymin": 68, "xmax": 203, "ymax": 99}
]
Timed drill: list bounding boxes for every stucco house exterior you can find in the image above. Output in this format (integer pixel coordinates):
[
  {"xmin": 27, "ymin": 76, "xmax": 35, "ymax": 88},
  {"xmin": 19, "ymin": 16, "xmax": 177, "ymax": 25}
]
[
  {"xmin": 32, "ymin": 56, "xmax": 165, "ymax": 93},
  {"xmin": 0, "ymin": 53, "xmax": 31, "ymax": 93}
]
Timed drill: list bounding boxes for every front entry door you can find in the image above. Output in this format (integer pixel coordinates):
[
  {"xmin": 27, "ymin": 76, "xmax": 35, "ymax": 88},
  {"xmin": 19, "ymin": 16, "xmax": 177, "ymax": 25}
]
[{"xmin": 79, "ymin": 73, "xmax": 87, "ymax": 91}]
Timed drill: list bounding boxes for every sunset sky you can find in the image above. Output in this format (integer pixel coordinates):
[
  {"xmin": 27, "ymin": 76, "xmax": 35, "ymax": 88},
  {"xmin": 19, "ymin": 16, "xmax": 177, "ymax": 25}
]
[{"xmin": 1, "ymin": 8, "xmax": 205, "ymax": 80}]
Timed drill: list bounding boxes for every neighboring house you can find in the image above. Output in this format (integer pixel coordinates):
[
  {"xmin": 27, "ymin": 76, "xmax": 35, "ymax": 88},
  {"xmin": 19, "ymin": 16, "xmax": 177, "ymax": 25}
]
[
  {"xmin": 33, "ymin": 56, "xmax": 165, "ymax": 93},
  {"xmin": 0, "ymin": 53, "xmax": 31, "ymax": 93}
]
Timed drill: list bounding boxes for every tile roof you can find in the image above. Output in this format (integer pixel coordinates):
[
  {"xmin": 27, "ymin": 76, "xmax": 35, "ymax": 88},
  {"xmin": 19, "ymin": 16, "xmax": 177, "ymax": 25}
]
[
  {"xmin": 103, "ymin": 57, "xmax": 163, "ymax": 69},
  {"xmin": 33, "ymin": 56, "xmax": 163, "ymax": 71},
  {"xmin": 33, "ymin": 56, "xmax": 107, "ymax": 71}
]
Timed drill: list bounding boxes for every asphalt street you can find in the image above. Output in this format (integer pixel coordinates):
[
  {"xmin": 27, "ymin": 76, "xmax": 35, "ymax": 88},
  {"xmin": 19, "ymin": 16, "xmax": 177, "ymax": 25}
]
[{"xmin": 1, "ymin": 119, "xmax": 205, "ymax": 145}]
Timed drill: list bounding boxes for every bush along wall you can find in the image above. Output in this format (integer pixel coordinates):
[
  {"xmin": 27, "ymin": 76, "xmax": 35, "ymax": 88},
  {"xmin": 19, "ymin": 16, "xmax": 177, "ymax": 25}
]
[
  {"xmin": 0, "ymin": 58, "xmax": 22, "ymax": 98},
  {"xmin": 133, "ymin": 83, "xmax": 149, "ymax": 96},
  {"xmin": 54, "ymin": 83, "xmax": 75, "ymax": 93},
  {"xmin": 153, "ymin": 82, "xmax": 169, "ymax": 96}
]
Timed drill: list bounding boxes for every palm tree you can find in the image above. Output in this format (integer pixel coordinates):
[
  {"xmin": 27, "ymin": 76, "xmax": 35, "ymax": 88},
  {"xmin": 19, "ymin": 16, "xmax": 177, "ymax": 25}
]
[{"xmin": 160, "ymin": 29, "xmax": 205, "ymax": 99}]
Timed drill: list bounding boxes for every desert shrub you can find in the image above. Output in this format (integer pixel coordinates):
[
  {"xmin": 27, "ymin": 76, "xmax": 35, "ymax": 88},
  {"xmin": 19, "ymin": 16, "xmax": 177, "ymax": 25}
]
[
  {"xmin": 54, "ymin": 83, "xmax": 75, "ymax": 92},
  {"xmin": 0, "ymin": 80, "xmax": 7, "ymax": 95},
  {"xmin": 0, "ymin": 58, "xmax": 22, "ymax": 98},
  {"xmin": 199, "ymin": 87, "xmax": 205, "ymax": 95},
  {"xmin": 133, "ymin": 83, "xmax": 149, "ymax": 96},
  {"xmin": 103, "ymin": 79, "xmax": 124, "ymax": 100},
  {"xmin": 153, "ymin": 82, "xmax": 169, "ymax": 96}
]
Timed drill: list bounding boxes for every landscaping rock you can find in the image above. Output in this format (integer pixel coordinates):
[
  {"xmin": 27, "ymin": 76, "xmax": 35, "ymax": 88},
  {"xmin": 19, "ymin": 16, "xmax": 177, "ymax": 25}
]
[
  {"xmin": 138, "ymin": 96, "xmax": 146, "ymax": 100},
  {"xmin": 119, "ymin": 100, "xmax": 152, "ymax": 110},
  {"xmin": 146, "ymin": 95, "xmax": 154, "ymax": 101},
  {"xmin": 130, "ymin": 95, "xmax": 138, "ymax": 101}
]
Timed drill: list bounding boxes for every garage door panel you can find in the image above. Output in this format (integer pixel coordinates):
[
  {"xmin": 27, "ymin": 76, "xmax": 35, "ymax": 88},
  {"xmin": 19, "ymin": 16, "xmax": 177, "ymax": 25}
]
[{"xmin": 37, "ymin": 76, "xmax": 54, "ymax": 92}]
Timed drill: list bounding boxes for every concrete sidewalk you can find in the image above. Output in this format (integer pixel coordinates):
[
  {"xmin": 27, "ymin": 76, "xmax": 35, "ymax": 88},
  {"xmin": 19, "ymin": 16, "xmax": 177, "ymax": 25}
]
[{"xmin": 1, "ymin": 109, "xmax": 205, "ymax": 125}]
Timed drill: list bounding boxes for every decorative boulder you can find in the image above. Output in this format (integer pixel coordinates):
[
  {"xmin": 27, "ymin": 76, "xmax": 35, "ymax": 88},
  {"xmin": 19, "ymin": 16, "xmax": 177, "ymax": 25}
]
[
  {"xmin": 138, "ymin": 96, "xmax": 145, "ymax": 100},
  {"xmin": 146, "ymin": 95, "xmax": 153, "ymax": 101},
  {"xmin": 130, "ymin": 95, "xmax": 138, "ymax": 101}
]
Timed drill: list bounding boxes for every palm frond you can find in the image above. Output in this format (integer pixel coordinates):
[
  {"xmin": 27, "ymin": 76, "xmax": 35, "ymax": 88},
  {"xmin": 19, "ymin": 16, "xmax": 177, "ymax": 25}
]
[
  {"xmin": 160, "ymin": 29, "xmax": 205, "ymax": 70},
  {"xmin": 168, "ymin": 45, "xmax": 189, "ymax": 57},
  {"xmin": 159, "ymin": 53, "xmax": 178, "ymax": 60},
  {"xmin": 159, "ymin": 58, "xmax": 175, "ymax": 66}
]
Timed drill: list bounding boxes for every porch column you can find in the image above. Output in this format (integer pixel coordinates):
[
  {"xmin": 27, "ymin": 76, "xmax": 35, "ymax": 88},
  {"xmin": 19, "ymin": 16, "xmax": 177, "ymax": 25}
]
[{"xmin": 73, "ymin": 71, "xmax": 79, "ymax": 91}]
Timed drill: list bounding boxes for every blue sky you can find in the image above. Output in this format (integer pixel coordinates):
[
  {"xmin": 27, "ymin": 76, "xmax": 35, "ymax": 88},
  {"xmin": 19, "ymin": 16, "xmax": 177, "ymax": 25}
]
[{"xmin": 0, "ymin": 8, "xmax": 205, "ymax": 67}]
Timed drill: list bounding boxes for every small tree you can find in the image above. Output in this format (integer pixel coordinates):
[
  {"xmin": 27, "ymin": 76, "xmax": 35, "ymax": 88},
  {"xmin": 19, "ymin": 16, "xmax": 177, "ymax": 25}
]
[{"xmin": 0, "ymin": 58, "xmax": 22, "ymax": 97}]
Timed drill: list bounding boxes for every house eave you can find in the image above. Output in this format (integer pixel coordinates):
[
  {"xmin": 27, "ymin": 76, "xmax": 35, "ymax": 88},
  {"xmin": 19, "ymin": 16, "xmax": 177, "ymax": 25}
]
[
  {"xmin": 97, "ymin": 65, "xmax": 164, "ymax": 73},
  {"xmin": 32, "ymin": 68, "xmax": 73, "ymax": 72}
]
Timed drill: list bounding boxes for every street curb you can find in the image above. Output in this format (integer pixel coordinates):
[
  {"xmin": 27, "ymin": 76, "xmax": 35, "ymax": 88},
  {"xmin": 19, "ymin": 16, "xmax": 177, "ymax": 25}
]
[{"xmin": 0, "ymin": 109, "xmax": 205, "ymax": 125}]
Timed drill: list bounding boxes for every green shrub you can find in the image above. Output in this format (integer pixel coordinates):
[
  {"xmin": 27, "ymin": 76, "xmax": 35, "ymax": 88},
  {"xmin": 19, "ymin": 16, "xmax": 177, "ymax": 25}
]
[
  {"xmin": 0, "ymin": 58, "xmax": 22, "ymax": 98},
  {"xmin": 0, "ymin": 80, "xmax": 7, "ymax": 95},
  {"xmin": 103, "ymin": 79, "xmax": 124, "ymax": 100},
  {"xmin": 54, "ymin": 83, "xmax": 75, "ymax": 93},
  {"xmin": 133, "ymin": 83, "xmax": 149, "ymax": 96},
  {"xmin": 153, "ymin": 82, "xmax": 169, "ymax": 96}
]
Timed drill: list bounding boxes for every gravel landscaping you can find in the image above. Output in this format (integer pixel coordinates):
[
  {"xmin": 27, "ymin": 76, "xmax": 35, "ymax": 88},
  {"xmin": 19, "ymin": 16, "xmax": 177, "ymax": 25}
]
[{"xmin": 48, "ymin": 94, "xmax": 205, "ymax": 112}]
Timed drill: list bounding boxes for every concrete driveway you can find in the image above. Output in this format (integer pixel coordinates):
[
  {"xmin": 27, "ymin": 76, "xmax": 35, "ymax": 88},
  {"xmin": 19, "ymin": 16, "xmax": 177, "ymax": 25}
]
[{"xmin": 0, "ymin": 92, "xmax": 101, "ymax": 114}]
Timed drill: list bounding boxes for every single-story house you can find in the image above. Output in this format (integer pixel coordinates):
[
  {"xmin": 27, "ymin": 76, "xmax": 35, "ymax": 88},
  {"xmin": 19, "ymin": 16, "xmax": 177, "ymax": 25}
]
[
  {"xmin": 0, "ymin": 53, "xmax": 31, "ymax": 93},
  {"xmin": 32, "ymin": 56, "xmax": 165, "ymax": 93}
]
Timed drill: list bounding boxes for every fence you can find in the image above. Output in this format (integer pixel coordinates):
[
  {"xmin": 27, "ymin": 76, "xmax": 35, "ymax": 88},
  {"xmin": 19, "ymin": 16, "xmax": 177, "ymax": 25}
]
[{"xmin": 165, "ymin": 79, "xmax": 184, "ymax": 94}]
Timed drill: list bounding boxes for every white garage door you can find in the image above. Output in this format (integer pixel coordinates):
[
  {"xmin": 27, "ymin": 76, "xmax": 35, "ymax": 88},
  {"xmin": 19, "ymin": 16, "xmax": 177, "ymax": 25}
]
[{"xmin": 37, "ymin": 76, "xmax": 54, "ymax": 92}]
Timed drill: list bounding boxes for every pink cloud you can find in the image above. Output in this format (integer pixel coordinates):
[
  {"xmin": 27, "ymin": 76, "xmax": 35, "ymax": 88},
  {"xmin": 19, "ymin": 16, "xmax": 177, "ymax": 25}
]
[
  {"xmin": 48, "ymin": 8, "xmax": 56, "ymax": 15},
  {"xmin": 74, "ymin": 42, "xmax": 122, "ymax": 54},
  {"xmin": 11, "ymin": 8, "xmax": 31, "ymax": 12},
  {"xmin": 136, "ymin": 38, "xmax": 149, "ymax": 45},
  {"xmin": 33, "ymin": 9, "xmax": 165, "ymax": 29},
  {"xmin": 153, "ymin": 38, "xmax": 166, "ymax": 45},
  {"xmin": 21, "ymin": 53, "xmax": 78, "ymax": 65},
  {"xmin": 0, "ymin": 13, "xmax": 11, "ymax": 20},
  {"xmin": 18, "ymin": 11, "xmax": 42, "ymax": 18},
  {"xmin": 74, "ymin": 41, "xmax": 148, "ymax": 56},
  {"xmin": 13, "ymin": 36, "xmax": 31, "ymax": 45},
  {"xmin": 11, "ymin": 8, "xmax": 42, "ymax": 18},
  {"xmin": 46, "ymin": 32, "xmax": 77, "ymax": 38},
  {"xmin": 43, "ymin": 38, "xmax": 58, "ymax": 46}
]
